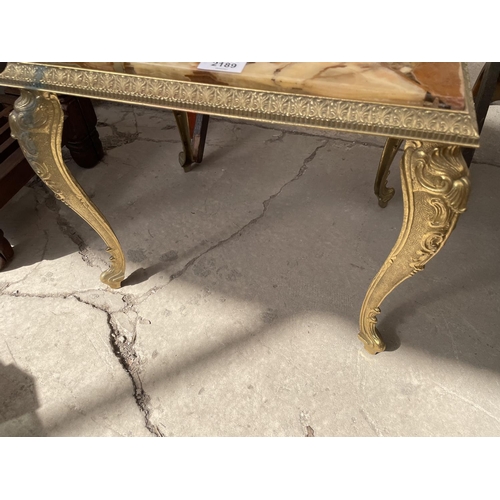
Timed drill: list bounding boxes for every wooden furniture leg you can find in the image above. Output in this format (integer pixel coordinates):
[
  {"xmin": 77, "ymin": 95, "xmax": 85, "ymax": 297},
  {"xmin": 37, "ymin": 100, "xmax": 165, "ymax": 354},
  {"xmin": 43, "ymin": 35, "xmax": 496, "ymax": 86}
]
[
  {"xmin": 1, "ymin": 93, "xmax": 105, "ymax": 272},
  {"xmin": 174, "ymin": 111, "xmax": 210, "ymax": 172},
  {"xmin": 1, "ymin": 101, "xmax": 36, "ymax": 271},
  {"xmin": 59, "ymin": 95, "xmax": 104, "ymax": 169},
  {"xmin": 374, "ymin": 137, "xmax": 403, "ymax": 207},
  {"xmin": 0, "ymin": 103, "xmax": 35, "ymax": 206},
  {"xmin": 2, "ymin": 88, "xmax": 105, "ymax": 170},
  {"xmin": 462, "ymin": 62, "xmax": 500, "ymax": 167},
  {"xmin": 0, "ymin": 228, "xmax": 14, "ymax": 269}
]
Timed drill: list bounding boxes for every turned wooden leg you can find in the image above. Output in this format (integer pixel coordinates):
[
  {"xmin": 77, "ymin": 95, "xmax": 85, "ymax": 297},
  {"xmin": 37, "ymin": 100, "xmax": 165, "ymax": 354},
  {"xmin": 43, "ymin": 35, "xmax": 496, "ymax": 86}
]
[
  {"xmin": 9, "ymin": 90, "xmax": 125, "ymax": 288},
  {"xmin": 462, "ymin": 62, "xmax": 500, "ymax": 167},
  {"xmin": 173, "ymin": 111, "xmax": 210, "ymax": 172},
  {"xmin": 173, "ymin": 110, "xmax": 194, "ymax": 170},
  {"xmin": 374, "ymin": 137, "xmax": 403, "ymax": 208},
  {"xmin": 359, "ymin": 140, "xmax": 470, "ymax": 354},
  {"xmin": 59, "ymin": 95, "xmax": 104, "ymax": 169},
  {"xmin": 0, "ymin": 229, "xmax": 14, "ymax": 270},
  {"xmin": 191, "ymin": 113, "xmax": 210, "ymax": 163}
]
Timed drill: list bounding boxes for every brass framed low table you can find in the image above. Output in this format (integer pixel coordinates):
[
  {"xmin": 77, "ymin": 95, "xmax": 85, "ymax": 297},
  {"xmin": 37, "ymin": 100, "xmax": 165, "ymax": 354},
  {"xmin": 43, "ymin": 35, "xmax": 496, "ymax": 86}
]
[{"xmin": 0, "ymin": 62, "xmax": 480, "ymax": 355}]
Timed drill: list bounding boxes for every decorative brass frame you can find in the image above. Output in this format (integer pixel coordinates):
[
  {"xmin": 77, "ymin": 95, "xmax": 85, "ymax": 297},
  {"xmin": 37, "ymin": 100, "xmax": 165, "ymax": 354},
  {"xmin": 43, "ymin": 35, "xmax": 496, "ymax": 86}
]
[
  {"xmin": 0, "ymin": 62, "xmax": 480, "ymax": 354},
  {"xmin": 0, "ymin": 62, "xmax": 479, "ymax": 147}
]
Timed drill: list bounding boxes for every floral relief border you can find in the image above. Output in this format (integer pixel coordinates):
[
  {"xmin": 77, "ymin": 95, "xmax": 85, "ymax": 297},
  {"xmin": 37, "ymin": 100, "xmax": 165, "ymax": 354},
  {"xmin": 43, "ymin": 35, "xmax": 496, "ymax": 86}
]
[{"xmin": 0, "ymin": 63, "xmax": 480, "ymax": 147}]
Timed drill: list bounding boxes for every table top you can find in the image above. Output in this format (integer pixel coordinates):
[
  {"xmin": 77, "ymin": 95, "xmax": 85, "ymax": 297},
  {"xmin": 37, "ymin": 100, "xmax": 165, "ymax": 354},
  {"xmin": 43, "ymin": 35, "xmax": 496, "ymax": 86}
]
[
  {"xmin": 0, "ymin": 62, "xmax": 479, "ymax": 147},
  {"xmin": 56, "ymin": 62, "xmax": 467, "ymax": 111}
]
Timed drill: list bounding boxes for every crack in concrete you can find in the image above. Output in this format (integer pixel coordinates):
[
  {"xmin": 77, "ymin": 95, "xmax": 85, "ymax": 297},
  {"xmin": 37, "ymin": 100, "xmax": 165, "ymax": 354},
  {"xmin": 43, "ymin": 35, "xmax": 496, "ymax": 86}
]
[
  {"xmin": 359, "ymin": 408, "xmax": 383, "ymax": 436},
  {"xmin": 97, "ymin": 121, "xmax": 140, "ymax": 151},
  {"xmin": 2, "ymin": 337, "xmax": 18, "ymax": 365},
  {"xmin": 432, "ymin": 381, "xmax": 500, "ymax": 426},
  {"xmin": 54, "ymin": 213, "xmax": 104, "ymax": 269},
  {"xmin": 2, "ymin": 229, "xmax": 50, "ymax": 291},
  {"xmin": 210, "ymin": 115, "xmax": 386, "ymax": 149},
  {"xmin": 135, "ymin": 140, "xmax": 328, "ymax": 304},
  {"xmin": 102, "ymin": 308, "xmax": 163, "ymax": 437},
  {"xmin": 471, "ymin": 159, "xmax": 500, "ymax": 169},
  {"xmin": 70, "ymin": 293, "xmax": 164, "ymax": 436},
  {"xmin": 137, "ymin": 138, "xmax": 181, "ymax": 145},
  {"xmin": 265, "ymin": 130, "xmax": 286, "ymax": 144},
  {"xmin": 30, "ymin": 181, "xmax": 106, "ymax": 270},
  {"xmin": 132, "ymin": 108, "xmax": 139, "ymax": 136},
  {"xmin": 2, "ymin": 288, "xmax": 163, "ymax": 437},
  {"xmin": 98, "ymin": 110, "xmax": 181, "ymax": 149}
]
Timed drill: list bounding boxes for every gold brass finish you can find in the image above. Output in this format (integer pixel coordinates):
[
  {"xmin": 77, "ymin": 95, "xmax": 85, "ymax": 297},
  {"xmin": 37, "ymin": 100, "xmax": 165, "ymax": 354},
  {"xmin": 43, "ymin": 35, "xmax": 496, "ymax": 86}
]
[
  {"xmin": 359, "ymin": 140, "xmax": 470, "ymax": 354},
  {"xmin": 373, "ymin": 64, "xmax": 478, "ymax": 210},
  {"xmin": 374, "ymin": 137, "xmax": 403, "ymax": 208},
  {"xmin": 0, "ymin": 63, "xmax": 480, "ymax": 148},
  {"xmin": 1, "ymin": 63, "xmax": 479, "ymax": 354},
  {"xmin": 9, "ymin": 89, "xmax": 125, "ymax": 288}
]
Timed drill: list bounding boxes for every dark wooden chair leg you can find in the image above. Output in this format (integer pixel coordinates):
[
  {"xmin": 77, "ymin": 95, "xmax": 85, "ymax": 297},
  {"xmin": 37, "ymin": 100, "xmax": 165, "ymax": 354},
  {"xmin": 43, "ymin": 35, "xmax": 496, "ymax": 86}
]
[
  {"xmin": 0, "ymin": 92, "xmax": 105, "ymax": 272},
  {"xmin": 0, "ymin": 228, "xmax": 14, "ymax": 270},
  {"xmin": 462, "ymin": 62, "xmax": 500, "ymax": 167},
  {"xmin": 1, "ymin": 102, "xmax": 32, "ymax": 271},
  {"xmin": 59, "ymin": 95, "xmax": 104, "ymax": 169},
  {"xmin": 0, "ymin": 81, "xmax": 105, "ymax": 272},
  {"xmin": 174, "ymin": 111, "xmax": 210, "ymax": 171},
  {"xmin": 192, "ymin": 113, "xmax": 210, "ymax": 163}
]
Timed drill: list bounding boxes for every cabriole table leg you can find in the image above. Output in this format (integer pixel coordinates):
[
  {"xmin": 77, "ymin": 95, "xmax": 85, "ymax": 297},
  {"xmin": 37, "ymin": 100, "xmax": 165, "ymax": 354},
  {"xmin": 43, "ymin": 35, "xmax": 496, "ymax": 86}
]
[
  {"xmin": 9, "ymin": 89, "xmax": 125, "ymax": 288},
  {"xmin": 359, "ymin": 140, "xmax": 471, "ymax": 354}
]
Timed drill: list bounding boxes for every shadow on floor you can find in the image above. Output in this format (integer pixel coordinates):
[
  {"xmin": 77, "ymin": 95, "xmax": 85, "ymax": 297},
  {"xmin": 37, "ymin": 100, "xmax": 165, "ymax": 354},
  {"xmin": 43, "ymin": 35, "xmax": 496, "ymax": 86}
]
[{"xmin": 0, "ymin": 361, "xmax": 46, "ymax": 436}]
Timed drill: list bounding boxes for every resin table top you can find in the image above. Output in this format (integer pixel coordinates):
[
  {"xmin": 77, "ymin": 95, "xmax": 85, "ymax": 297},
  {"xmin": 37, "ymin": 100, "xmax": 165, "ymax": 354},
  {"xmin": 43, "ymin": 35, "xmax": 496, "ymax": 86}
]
[{"xmin": 52, "ymin": 62, "xmax": 466, "ymax": 111}]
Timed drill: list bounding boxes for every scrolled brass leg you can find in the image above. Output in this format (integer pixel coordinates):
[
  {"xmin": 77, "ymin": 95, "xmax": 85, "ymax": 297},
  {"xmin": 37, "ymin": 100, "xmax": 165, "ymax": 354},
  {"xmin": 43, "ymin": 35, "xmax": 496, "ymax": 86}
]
[
  {"xmin": 359, "ymin": 140, "xmax": 470, "ymax": 354},
  {"xmin": 374, "ymin": 137, "xmax": 403, "ymax": 208},
  {"xmin": 9, "ymin": 90, "xmax": 125, "ymax": 288}
]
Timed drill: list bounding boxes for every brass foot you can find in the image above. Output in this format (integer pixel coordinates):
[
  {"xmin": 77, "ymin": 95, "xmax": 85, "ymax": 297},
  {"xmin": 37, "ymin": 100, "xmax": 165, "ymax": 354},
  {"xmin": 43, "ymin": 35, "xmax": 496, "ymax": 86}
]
[
  {"xmin": 9, "ymin": 90, "xmax": 125, "ymax": 288},
  {"xmin": 358, "ymin": 309, "xmax": 386, "ymax": 354},
  {"xmin": 374, "ymin": 137, "xmax": 403, "ymax": 208},
  {"xmin": 360, "ymin": 140, "xmax": 470, "ymax": 353}
]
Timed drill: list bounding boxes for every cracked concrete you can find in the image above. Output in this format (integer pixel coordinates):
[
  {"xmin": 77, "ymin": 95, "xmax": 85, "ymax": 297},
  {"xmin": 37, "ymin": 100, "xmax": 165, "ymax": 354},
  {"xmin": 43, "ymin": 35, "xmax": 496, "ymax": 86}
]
[{"xmin": 1, "ymin": 63, "xmax": 500, "ymax": 436}]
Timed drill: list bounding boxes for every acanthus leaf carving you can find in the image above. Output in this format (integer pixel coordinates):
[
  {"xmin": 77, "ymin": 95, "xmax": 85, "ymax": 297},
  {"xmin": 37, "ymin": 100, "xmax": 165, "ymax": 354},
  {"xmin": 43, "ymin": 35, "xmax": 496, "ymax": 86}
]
[
  {"xmin": 359, "ymin": 140, "xmax": 470, "ymax": 354},
  {"xmin": 8, "ymin": 89, "xmax": 125, "ymax": 289}
]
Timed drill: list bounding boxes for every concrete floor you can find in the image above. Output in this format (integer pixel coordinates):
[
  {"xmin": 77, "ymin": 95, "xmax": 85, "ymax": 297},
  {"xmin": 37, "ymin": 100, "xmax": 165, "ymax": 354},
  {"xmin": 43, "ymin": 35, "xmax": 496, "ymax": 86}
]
[{"xmin": 1, "ymin": 64, "xmax": 500, "ymax": 437}]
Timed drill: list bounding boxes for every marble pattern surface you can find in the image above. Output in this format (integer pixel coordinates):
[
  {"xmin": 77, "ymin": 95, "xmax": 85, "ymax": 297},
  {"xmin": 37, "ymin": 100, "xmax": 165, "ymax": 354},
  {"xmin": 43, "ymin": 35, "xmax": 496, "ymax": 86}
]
[{"xmin": 53, "ymin": 62, "xmax": 466, "ymax": 110}]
